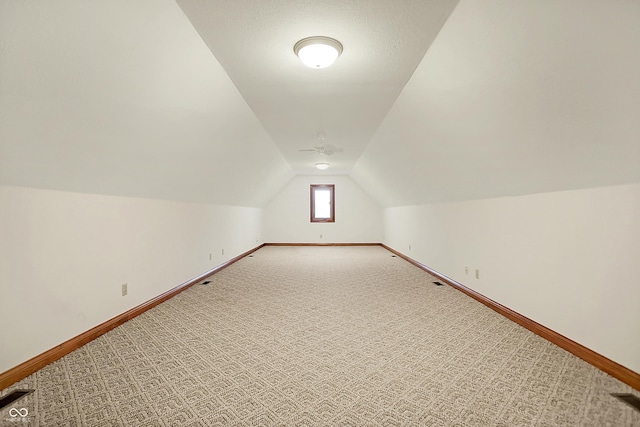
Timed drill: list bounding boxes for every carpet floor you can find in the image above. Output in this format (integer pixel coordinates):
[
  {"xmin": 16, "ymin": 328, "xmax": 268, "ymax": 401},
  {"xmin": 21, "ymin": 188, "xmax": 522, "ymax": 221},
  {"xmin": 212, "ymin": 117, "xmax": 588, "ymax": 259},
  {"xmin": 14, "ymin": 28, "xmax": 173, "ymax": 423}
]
[{"xmin": 2, "ymin": 246, "xmax": 639, "ymax": 426}]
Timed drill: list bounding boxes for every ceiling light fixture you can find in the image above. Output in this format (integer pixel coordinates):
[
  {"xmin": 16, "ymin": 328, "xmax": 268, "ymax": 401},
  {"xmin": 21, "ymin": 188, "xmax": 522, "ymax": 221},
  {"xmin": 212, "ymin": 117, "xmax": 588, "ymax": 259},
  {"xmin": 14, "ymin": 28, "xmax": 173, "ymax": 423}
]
[
  {"xmin": 315, "ymin": 162, "xmax": 330, "ymax": 170},
  {"xmin": 294, "ymin": 36, "xmax": 343, "ymax": 69}
]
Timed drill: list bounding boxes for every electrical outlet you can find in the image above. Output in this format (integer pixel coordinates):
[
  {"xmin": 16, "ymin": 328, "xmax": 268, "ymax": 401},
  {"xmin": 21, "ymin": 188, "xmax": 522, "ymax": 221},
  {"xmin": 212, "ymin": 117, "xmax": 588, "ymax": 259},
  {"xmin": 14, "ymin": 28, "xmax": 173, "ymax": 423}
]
[
  {"xmin": 221, "ymin": 248, "xmax": 224, "ymax": 256},
  {"xmin": 409, "ymin": 244, "xmax": 412, "ymax": 251},
  {"xmin": 320, "ymin": 234, "xmax": 323, "ymax": 239},
  {"xmin": 475, "ymin": 269, "xmax": 480, "ymax": 279},
  {"xmin": 465, "ymin": 266, "xmax": 469, "ymax": 275},
  {"xmin": 122, "ymin": 283, "xmax": 128, "ymax": 296},
  {"xmin": 209, "ymin": 253, "xmax": 212, "ymax": 260}
]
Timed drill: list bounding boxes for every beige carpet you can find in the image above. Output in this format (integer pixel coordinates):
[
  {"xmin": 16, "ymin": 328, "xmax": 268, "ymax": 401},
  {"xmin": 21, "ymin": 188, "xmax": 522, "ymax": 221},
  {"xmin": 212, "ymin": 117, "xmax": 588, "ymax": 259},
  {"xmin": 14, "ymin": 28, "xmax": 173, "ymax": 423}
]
[{"xmin": 2, "ymin": 246, "xmax": 639, "ymax": 426}]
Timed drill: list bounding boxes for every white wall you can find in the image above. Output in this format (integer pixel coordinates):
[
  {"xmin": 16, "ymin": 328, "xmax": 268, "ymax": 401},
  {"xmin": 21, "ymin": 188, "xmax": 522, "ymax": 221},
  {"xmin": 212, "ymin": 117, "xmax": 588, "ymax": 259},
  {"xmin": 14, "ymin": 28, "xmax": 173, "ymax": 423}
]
[
  {"xmin": 384, "ymin": 182, "xmax": 640, "ymax": 374},
  {"xmin": 264, "ymin": 175, "xmax": 382, "ymax": 243},
  {"xmin": 0, "ymin": 185, "xmax": 262, "ymax": 373}
]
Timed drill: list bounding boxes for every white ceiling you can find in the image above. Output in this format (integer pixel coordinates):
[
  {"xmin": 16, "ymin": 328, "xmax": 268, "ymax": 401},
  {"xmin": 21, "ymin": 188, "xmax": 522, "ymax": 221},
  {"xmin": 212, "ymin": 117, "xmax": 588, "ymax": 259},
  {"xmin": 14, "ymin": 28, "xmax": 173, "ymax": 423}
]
[
  {"xmin": 353, "ymin": 0, "xmax": 640, "ymax": 206},
  {"xmin": 1, "ymin": 0, "xmax": 639, "ymax": 208},
  {"xmin": 0, "ymin": 0, "xmax": 293, "ymax": 207},
  {"xmin": 176, "ymin": 0, "xmax": 459, "ymax": 174}
]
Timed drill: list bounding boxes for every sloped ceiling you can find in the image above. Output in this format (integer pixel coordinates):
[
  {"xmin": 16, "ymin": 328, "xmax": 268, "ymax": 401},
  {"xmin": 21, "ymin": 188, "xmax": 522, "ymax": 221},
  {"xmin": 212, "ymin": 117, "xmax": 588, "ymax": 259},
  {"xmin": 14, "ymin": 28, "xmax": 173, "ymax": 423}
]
[
  {"xmin": 352, "ymin": 0, "xmax": 640, "ymax": 206},
  {"xmin": 0, "ymin": 0, "xmax": 293, "ymax": 207},
  {"xmin": 1, "ymin": 1, "xmax": 638, "ymax": 208},
  {"xmin": 175, "ymin": 0, "xmax": 459, "ymax": 175}
]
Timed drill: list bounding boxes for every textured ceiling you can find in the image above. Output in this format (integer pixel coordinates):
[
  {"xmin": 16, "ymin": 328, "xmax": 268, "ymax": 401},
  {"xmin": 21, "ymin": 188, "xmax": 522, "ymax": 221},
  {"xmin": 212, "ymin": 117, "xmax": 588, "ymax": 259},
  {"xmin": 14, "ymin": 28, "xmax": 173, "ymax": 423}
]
[
  {"xmin": 1, "ymin": 0, "xmax": 638, "ymax": 208},
  {"xmin": 176, "ymin": 0, "xmax": 459, "ymax": 175}
]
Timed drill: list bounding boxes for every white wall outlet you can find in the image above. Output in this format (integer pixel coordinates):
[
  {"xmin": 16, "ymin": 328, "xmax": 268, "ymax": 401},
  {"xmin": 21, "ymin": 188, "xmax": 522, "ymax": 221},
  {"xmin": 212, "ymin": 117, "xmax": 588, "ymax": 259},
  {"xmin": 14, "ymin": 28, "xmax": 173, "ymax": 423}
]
[
  {"xmin": 465, "ymin": 266, "xmax": 469, "ymax": 275},
  {"xmin": 122, "ymin": 283, "xmax": 128, "ymax": 296},
  {"xmin": 209, "ymin": 253, "xmax": 212, "ymax": 260},
  {"xmin": 475, "ymin": 269, "xmax": 480, "ymax": 279},
  {"xmin": 221, "ymin": 248, "xmax": 224, "ymax": 255},
  {"xmin": 409, "ymin": 244, "xmax": 412, "ymax": 251},
  {"xmin": 320, "ymin": 234, "xmax": 323, "ymax": 239}
]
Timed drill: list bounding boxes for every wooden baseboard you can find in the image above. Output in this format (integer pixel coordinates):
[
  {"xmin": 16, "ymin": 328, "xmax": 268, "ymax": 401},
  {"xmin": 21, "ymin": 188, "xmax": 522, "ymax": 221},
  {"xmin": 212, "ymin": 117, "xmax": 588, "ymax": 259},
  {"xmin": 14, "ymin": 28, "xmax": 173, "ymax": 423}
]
[
  {"xmin": 4, "ymin": 242, "xmax": 638, "ymax": 392},
  {"xmin": 0, "ymin": 244, "xmax": 265, "ymax": 391},
  {"xmin": 264, "ymin": 243, "xmax": 380, "ymax": 246},
  {"xmin": 381, "ymin": 244, "xmax": 640, "ymax": 391}
]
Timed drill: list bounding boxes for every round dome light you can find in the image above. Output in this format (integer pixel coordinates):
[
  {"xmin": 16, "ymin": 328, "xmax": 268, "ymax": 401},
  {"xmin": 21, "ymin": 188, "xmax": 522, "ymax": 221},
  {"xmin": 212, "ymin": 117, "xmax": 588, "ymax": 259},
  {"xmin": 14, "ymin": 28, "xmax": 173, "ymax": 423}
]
[
  {"xmin": 294, "ymin": 36, "xmax": 343, "ymax": 69},
  {"xmin": 315, "ymin": 162, "xmax": 330, "ymax": 170}
]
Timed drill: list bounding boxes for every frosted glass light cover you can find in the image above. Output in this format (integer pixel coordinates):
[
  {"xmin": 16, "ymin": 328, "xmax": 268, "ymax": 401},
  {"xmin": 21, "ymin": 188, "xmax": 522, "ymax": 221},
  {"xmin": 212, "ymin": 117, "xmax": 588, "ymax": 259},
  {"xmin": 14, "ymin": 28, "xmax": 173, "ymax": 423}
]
[
  {"xmin": 298, "ymin": 44, "xmax": 338, "ymax": 68},
  {"xmin": 294, "ymin": 37, "xmax": 343, "ymax": 69}
]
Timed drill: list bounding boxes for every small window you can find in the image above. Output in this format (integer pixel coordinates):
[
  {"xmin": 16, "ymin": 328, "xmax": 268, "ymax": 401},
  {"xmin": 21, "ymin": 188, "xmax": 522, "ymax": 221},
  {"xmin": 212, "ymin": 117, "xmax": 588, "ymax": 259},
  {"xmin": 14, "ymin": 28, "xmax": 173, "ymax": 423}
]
[{"xmin": 310, "ymin": 184, "xmax": 335, "ymax": 223}]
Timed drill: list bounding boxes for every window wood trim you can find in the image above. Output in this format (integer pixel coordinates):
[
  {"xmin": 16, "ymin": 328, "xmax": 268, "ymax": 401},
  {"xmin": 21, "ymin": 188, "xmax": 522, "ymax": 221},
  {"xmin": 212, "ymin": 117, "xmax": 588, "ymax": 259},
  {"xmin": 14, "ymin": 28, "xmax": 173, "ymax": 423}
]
[{"xmin": 310, "ymin": 184, "xmax": 335, "ymax": 223}]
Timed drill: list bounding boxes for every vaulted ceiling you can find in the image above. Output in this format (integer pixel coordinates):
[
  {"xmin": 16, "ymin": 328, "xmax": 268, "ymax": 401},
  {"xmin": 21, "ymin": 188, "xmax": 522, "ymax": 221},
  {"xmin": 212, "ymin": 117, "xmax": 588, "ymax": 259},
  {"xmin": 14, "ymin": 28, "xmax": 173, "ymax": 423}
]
[
  {"xmin": 352, "ymin": 0, "xmax": 640, "ymax": 206},
  {"xmin": 176, "ymin": 0, "xmax": 458, "ymax": 174},
  {"xmin": 1, "ymin": 0, "xmax": 638, "ymax": 207}
]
